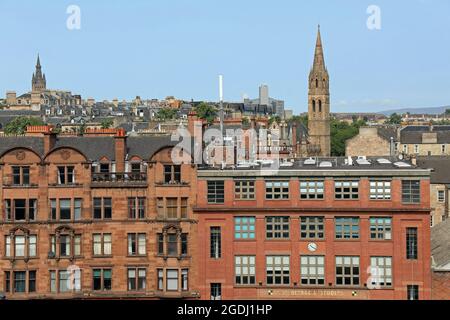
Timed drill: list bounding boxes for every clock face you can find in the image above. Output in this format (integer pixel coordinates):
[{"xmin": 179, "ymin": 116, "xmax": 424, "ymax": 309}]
[{"xmin": 307, "ymin": 243, "xmax": 318, "ymax": 252}]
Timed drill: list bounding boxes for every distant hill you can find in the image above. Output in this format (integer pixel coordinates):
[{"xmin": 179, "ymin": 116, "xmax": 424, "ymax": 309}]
[{"xmin": 377, "ymin": 106, "xmax": 450, "ymax": 116}]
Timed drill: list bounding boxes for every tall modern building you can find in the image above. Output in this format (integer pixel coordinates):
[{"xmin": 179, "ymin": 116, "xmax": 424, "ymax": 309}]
[
  {"xmin": 259, "ymin": 84, "xmax": 269, "ymax": 106},
  {"xmin": 308, "ymin": 26, "xmax": 331, "ymax": 157}
]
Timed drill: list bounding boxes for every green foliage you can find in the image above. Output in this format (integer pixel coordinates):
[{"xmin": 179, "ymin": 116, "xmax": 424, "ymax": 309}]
[
  {"xmin": 268, "ymin": 115, "xmax": 281, "ymax": 126},
  {"xmin": 385, "ymin": 113, "xmax": 402, "ymax": 125},
  {"xmin": 445, "ymin": 109, "xmax": 450, "ymax": 115},
  {"xmin": 4, "ymin": 116, "xmax": 45, "ymax": 135},
  {"xmin": 289, "ymin": 115, "xmax": 308, "ymax": 128},
  {"xmin": 100, "ymin": 118, "xmax": 114, "ymax": 129},
  {"xmin": 331, "ymin": 119, "xmax": 366, "ymax": 156},
  {"xmin": 241, "ymin": 117, "xmax": 250, "ymax": 126},
  {"xmin": 195, "ymin": 102, "xmax": 217, "ymax": 125},
  {"xmin": 156, "ymin": 107, "xmax": 177, "ymax": 121}
]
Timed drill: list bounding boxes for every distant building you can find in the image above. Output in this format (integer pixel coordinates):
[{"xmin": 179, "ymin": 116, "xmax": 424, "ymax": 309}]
[
  {"xmin": 431, "ymin": 218, "xmax": 450, "ymax": 299},
  {"xmin": 346, "ymin": 127, "xmax": 397, "ymax": 157}
]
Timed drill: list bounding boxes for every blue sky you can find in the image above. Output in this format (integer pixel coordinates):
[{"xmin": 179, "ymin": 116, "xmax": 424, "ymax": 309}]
[{"xmin": 1, "ymin": 0, "xmax": 449, "ymax": 113}]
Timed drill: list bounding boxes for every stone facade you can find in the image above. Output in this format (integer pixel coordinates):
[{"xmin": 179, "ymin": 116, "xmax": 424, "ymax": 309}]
[
  {"xmin": 346, "ymin": 127, "xmax": 392, "ymax": 157},
  {"xmin": 0, "ymin": 127, "xmax": 199, "ymax": 299}
]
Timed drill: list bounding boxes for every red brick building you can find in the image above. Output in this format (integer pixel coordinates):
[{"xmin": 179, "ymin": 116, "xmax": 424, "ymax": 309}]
[
  {"xmin": 195, "ymin": 158, "xmax": 432, "ymax": 300},
  {"xmin": 0, "ymin": 126, "xmax": 199, "ymax": 299}
]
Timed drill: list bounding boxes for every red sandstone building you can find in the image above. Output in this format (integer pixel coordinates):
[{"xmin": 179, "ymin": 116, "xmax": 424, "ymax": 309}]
[
  {"xmin": 0, "ymin": 126, "xmax": 199, "ymax": 299},
  {"xmin": 195, "ymin": 158, "xmax": 432, "ymax": 300}
]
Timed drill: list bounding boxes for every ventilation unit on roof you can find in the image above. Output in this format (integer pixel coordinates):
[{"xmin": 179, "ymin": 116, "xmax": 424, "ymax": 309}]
[
  {"xmin": 394, "ymin": 161, "xmax": 412, "ymax": 168},
  {"xmin": 319, "ymin": 161, "xmax": 333, "ymax": 168},
  {"xmin": 304, "ymin": 157, "xmax": 316, "ymax": 165},
  {"xmin": 280, "ymin": 161, "xmax": 294, "ymax": 167},
  {"xmin": 356, "ymin": 158, "xmax": 371, "ymax": 165},
  {"xmin": 377, "ymin": 158, "xmax": 392, "ymax": 164}
]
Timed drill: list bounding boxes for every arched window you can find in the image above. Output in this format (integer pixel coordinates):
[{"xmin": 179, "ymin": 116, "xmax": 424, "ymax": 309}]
[
  {"xmin": 315, "ymin": 79, "xmax": 319, "ymax": 88},
  {"xmin": 319, "ymin": 100, "xmax": 322, "ymax": 113},
  {"xmin": 312, "ymin": 100, "xmax": 316, "ymax": 112}
]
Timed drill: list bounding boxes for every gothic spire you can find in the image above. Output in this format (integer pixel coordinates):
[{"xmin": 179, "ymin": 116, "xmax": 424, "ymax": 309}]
[
  {"xmin": 313, "ymin": 25, "xmax": 326, "ymax": 70},
  {"xmin": 36, "ymin": 54, "xmax": 41, "ymax": 68}
]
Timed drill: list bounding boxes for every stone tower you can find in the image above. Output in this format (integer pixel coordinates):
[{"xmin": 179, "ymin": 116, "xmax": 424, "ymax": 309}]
[
  {"xmin": 32, "ymin": 54, "xmax": 46, "ymax": 93},
  {"xmin": 307, "ymin": 26, "xmax": 331, "ymax": 157}
]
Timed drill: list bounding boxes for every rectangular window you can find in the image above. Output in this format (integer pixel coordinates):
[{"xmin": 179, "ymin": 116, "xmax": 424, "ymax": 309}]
[
  {"xmin": 15, "ymin": 235, "xmax": 25, "ymax": 257},
  {"xmin": 167, "ymin": 234, "xmax": 178, "ymax": 256},
  {"xmin": 266, "ymin": 216, "xmax": 290, "ymax": 239},
  {"xmin": 29, "ymin": 235, "xmax": 37, "ymax": 257},
  {"xmin": 164, "ymin": 165, "xmax": 181, "ymax": 184},
  {"xmin": 5, "ymin": 236, "xmax": 11, "ymax": 257},
  {"xmin": 5, "ymin": 271, "xmax": 11, "ymax": 293},
  {"xmin": 235, "ymin": 256, "xmax": 256, "ymax": 285},
  {"xmin": 370, "ymin": 217, "xmax": 392, "ymax": 240},
  {"xmin": 370, "ymin": 181, "xmax": 391, "ymax": 200},
  {"xmin": 335, "ymin": 181, "xmax": 359, "ymax": 199},
  {"xmin": 369, "ymin": 257, "xmax": 392, "ymax": 287},
  {"xmin": 181, "ymin": 269, "xmax": 188, "ymax": 291},
  {"xmin": 59, "ymin": 199, "xmax": 71, "ymax": 220},
  {"xmin": 57, "ymin": 166, "xmax": 75, "ymax": 185},
  {"xmin": 300, "ymin": 217, "xmax": 324, "ymax": 239},
  {"xmin": 13, "ymin": 271, "xmax": 26, "ymax": 293},
  {"xmin": 166, "ymin": 269, "xmax": 178, "ymax": 291},
  {"xmin": 335, "ymin": 256, "xmax": 360, "ymax": 286},
  {"xmin": 60, "ymin": 235, "xmax": 71, "ymax": 257},
  {"xmin": 266, "ymin": 256, "xmax": 290, "ymax": 285},
  {"xmin": 12, "ymin": 166, "xmax": 30, "ymax": 186},
  {"xmin": 300, "ymin": 255, "xmax": 325, "ymax": 286},
  {"xmin": 265, "ymin": 181, "xmax": 289, "ymax": 200},
  {"xmin": 335, "ymin": 217, "xmax": 360, "ymax": 239},
  {"xmin": 406, "ymin": 227, "xmax": 418, "ymax": 260},
  {"xmin": 93, "ymin": 233, "xmax": 112, "ymax": 256},
  {"xmin": 157, "ymin": 234, "xmax": 164, "ymax": 255},
  {"xmin": 128, "ymin": 233, "xmax": 146, "ymax": 256},
  {"xmin": 210, "ymin": 283, "xmax": 222, "ymax": 300},
  {"xmin": 29, "ymin": 271, "xmax": 36, "ymax": 292},
  {"xmin": 300, "ymin": 181, "xmax": 324, "ymax": 199},
  {"xmin": 166, "ymin": 198, "xmax": 178, "ymax": 219},
  {"xmin": 180, "ymin": 198, "xmax": 188, "ymax": 218},
  {"xmin": 93, "ymin": 197, "xmax": 112, "ymax": 219},
  {"xmin": 210, "ymin": 227, "xmax": 221, "ymax": 259},
  {"xmin": 157, "ymin": 269, "xmax": 163, "ymax": 290},
  {"xmin": 93, "ymin": 269, "xmax": 112, "ymax": 291},
  {"xmin": 438, "ymin": 190, "xmax": 445, "ymax": 203},
  {"xmin": 207, "ymin": 181, "xmax": 225, "ymax": 204},
  {"xmin": 128, "ymin": 197, "xmax": 146, "ymax": 219},
  {"xmin": 402, "ymin": 180, "xmax": 421, "ymax": 204},
  {"xmin": 234, "ymin": 180, "xmax": 255, "ymax": 200},
  {"xmin": 128, "ymin": 268, "xmax": 146, "ymax": 291},
  {"xmin": 407, "ymin": 285, "xmax": 419, "ymax": 300},
  {"xmin": 181, "ymin": 233, "xmax": 188, "ymax": 255},
  {"xmin": 234, "ymin": 217, "xmax": 256, "ymax": 240},
  {"xmin": 5, "ymin": 199, "xmax": 37, "ymax": 221}
]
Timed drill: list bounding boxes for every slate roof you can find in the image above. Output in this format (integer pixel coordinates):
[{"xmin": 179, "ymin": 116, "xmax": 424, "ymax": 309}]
[
  {"xmin": 417, "ymin": 156, "xmax": 450, "ymax": 184},
  {"xmin": 400, "ymin": 126, "xmax": 450, "ymax": 144},
  {"xmin": 0, "ymin": 135, "xmax": 179, "ymax": 161},
  {"xmin": 377, "ymin": 127, "xmax": 397, "ymax": 142},
  {"xmin": 431, "ymin": 218, "xmax": 450, "ymax": 270}
]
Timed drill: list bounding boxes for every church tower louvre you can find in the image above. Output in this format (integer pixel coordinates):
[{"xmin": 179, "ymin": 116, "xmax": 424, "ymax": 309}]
[
  {"xmin": 31, "ymin": 54, "xmax": 46, "ymax": 93},
  {"xmin": 307, "ymin": 26, "xmax": 331, "ymax": 157}
]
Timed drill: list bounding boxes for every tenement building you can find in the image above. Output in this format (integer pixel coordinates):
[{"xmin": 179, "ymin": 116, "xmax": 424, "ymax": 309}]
[
  {"xmin": 195, "ymin": 157, "xmax": 432, "ymax": 300},
  {"xmin": 0, "ymin": 126, "xmax": 198, "ymax": 299}
]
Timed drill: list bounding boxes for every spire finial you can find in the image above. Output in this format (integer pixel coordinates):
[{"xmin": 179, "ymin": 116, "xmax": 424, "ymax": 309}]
[
  {"xmin": 313, "ymin": 26, "xmax": 325, "ymax": 69},
  {"xmin": 36, "ymin": 53, "xmax": 41, "ymax": 68}
]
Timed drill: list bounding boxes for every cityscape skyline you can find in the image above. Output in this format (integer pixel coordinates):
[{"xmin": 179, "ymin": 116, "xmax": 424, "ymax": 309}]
[{"xmin": 1, "ymin": 0, "xmax": 450, "ymax": 113}]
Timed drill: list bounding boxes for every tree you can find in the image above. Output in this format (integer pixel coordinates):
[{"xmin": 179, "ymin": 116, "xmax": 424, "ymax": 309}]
[
  {"xmin": 241, "ymin": 117, "xmax": 250, "ymax": 126},
  {"xmin": 156, "ymin": 107, "xmax": 177, "ymax": 121},
  {"xmin": 331, "ymin": 119, "xmax": 366, "ymax": 156},
  {"xmin": 4, "ymin": 116, "xmax": 45, "ymax": 135},
  {"xmin": 195, "ymin": 102, "xmax": 217, "ymax": 125},
  {"xmin": 100, "ymin": 118, "xmax": 114, "ymax": 129},
  {"xmin": 268, "ymin": 115, "xmax": 281, "ymax": 126},
  {"xmin": 445, "ymin": 109, "xmax": 450, "ymax": 115},
  {"xmin": 385, "ymin": 113, "xmax": 402, "ymax": 125},
  {"xmin": 289, "ymin": 115, "xmax": 308, "ymax": 128}
]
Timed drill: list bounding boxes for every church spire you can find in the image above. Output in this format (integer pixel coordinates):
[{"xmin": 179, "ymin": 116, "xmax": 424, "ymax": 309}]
[
  {"xmin": 313, "ymin": 25, "xmax": 326, "ymax": 70},
  {"xmin": 36, "ymin": 54, "xmax": 41, "ymax": 68}
]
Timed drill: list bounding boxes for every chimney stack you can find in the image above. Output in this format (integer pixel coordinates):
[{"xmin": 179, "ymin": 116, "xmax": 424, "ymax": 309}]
[
  {"xmin": 26, "ymin": 125, "xmax": 56, "ymax": 154},
  {"xmin": 114, "ymin": 128, "xmax": 127, "ymax": 172},
  {"xmin": 291, "ymin": 122, "xmax": 298, "ymax": 156}
]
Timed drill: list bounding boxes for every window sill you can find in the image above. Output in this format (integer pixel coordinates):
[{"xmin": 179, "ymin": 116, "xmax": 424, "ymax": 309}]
[{"xmin": 92, "ymin": 255, "xmax": 113, "ymax": 258}]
